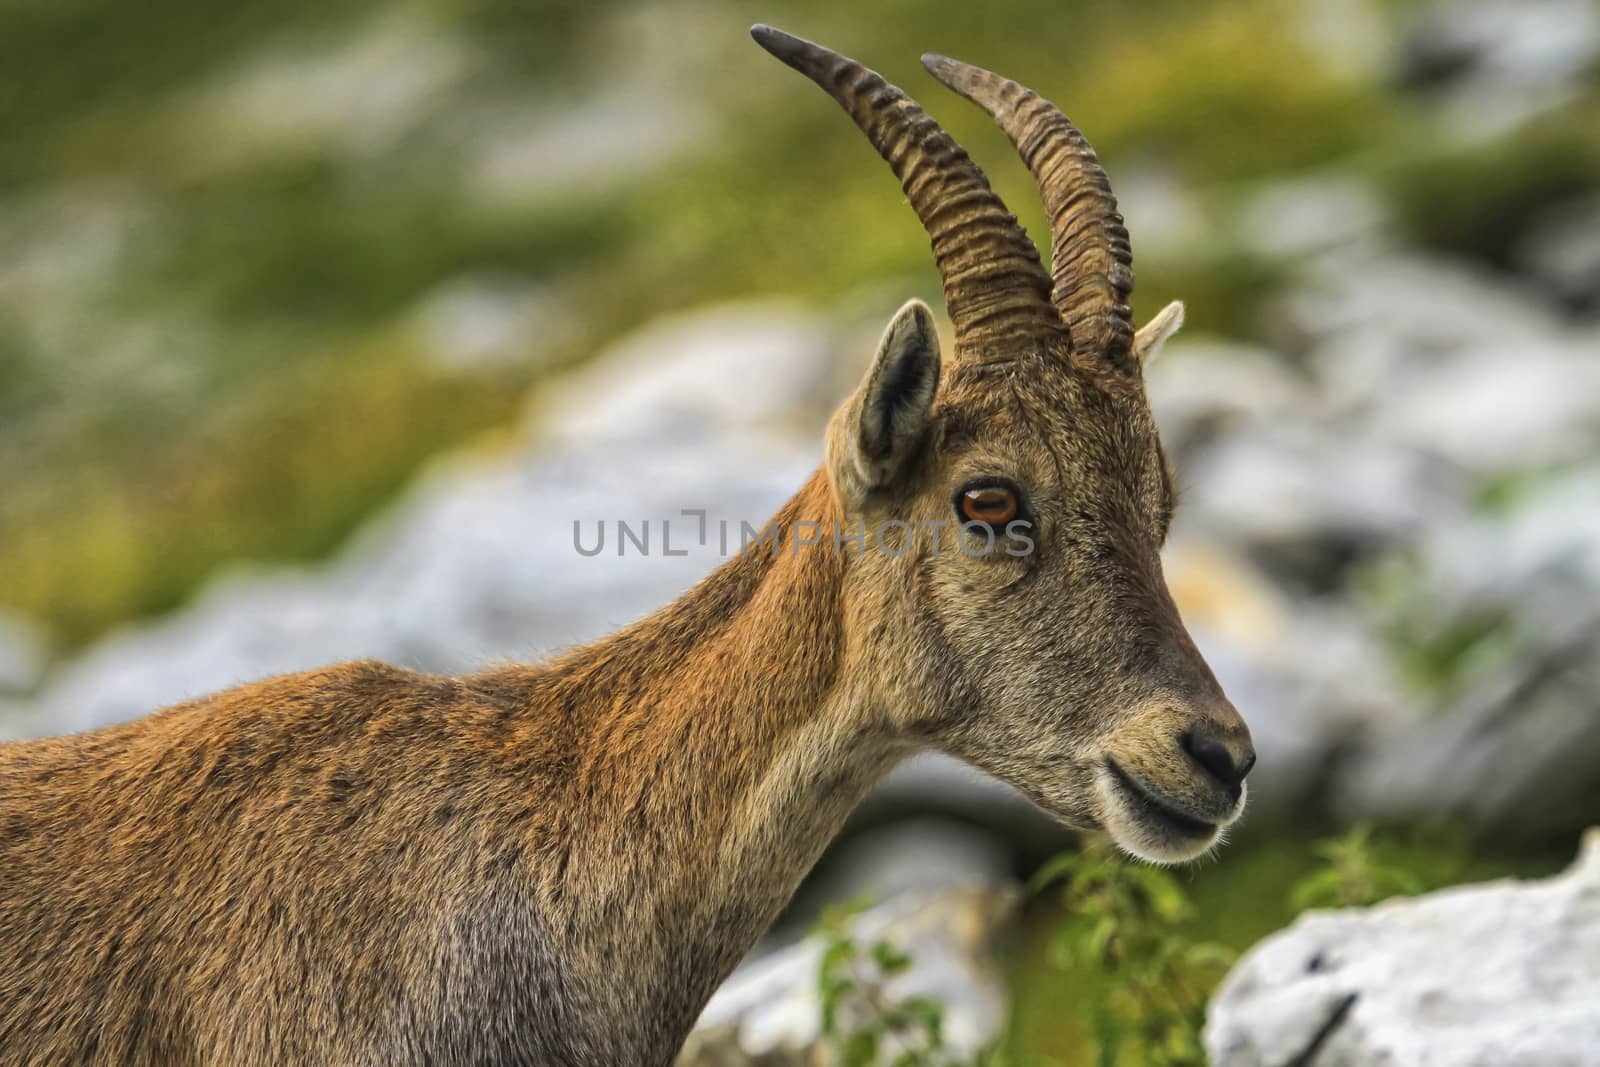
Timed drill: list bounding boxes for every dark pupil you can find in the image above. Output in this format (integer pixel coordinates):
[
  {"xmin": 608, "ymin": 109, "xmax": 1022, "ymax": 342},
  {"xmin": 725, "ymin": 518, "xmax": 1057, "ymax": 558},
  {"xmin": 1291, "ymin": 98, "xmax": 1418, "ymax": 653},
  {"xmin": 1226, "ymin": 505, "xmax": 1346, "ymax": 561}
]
[{"xmin": 966, "ymin": 489, "xmax": 1011, "ymax": 518}]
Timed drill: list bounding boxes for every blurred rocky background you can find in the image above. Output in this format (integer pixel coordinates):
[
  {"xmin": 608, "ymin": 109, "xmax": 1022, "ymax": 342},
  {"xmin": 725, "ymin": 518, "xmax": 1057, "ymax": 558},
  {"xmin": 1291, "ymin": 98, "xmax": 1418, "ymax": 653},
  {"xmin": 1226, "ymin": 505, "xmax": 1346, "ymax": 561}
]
[{"xmin": 2, "ymin": 0, "xmax": 1598, "ymax": 1060}]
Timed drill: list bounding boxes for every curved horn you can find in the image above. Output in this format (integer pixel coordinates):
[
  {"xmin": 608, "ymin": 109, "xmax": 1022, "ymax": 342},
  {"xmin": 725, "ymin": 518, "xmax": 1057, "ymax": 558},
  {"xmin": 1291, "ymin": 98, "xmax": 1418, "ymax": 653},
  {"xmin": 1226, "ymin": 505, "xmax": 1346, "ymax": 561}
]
[
  {"xmin": 752, "ymin": 25, "xmax": 1063, "ymax": 359},
  {"xmin": 922, "ymin": 54, "xmax": 1135, "ymax": 366}
]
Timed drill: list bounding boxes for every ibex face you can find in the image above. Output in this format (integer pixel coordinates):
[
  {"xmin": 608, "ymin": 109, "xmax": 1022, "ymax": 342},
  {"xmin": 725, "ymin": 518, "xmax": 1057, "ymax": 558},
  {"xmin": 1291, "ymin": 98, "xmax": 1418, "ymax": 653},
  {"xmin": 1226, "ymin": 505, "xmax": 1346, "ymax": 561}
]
[{"xmin": 757, "ymin": 28, "xmax": 1254, "ymax": 862}]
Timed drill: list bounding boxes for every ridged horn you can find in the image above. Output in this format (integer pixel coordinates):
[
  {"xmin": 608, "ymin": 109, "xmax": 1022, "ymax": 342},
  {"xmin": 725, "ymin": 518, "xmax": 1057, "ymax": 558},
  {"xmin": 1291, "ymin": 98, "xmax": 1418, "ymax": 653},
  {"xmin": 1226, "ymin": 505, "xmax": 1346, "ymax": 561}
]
[
  {"xmin": 751, "ymin": 25, "xmax": 1063, "ymax": 360},
  {"xmin": 923, "ymin": 54, "xmax": 1136, "ymax": 367}
]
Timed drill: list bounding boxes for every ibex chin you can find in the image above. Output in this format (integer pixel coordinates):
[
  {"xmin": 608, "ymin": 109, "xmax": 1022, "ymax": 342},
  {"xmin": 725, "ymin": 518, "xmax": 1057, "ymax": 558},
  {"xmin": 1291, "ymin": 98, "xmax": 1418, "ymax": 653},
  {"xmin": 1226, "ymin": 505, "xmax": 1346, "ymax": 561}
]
[{"xmin": 0, "ymin": 26, "xmax": 1254, "ymax": 1067}]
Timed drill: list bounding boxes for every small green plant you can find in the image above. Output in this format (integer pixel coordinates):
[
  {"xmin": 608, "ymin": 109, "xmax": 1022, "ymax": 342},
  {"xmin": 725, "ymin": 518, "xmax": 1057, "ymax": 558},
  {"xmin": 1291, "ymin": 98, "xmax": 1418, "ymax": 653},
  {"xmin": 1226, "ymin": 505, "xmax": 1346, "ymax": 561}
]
[
  {"xmin": 1288, "ymin": 823, "xmax": 1425, "ymax": 911},
  {"xmin": 812, "ymin": 897, "xmax": 1039, "ymax": 1067},
  {"xmin": 814, "ymin": 896, "xmax": 958, "ymax": 1067},
  {"xmin": 1031, "ymin": 842, "xmax": 1232, "ymax": 1067}
]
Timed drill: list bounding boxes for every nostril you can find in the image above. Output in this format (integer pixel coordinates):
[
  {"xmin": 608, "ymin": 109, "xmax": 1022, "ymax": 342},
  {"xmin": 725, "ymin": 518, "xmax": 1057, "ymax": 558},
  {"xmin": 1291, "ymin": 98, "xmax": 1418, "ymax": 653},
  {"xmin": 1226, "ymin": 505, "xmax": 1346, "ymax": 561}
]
[{"xmin": 1181, "ymin": 729, "xmax": 1254, "ymax": 789}]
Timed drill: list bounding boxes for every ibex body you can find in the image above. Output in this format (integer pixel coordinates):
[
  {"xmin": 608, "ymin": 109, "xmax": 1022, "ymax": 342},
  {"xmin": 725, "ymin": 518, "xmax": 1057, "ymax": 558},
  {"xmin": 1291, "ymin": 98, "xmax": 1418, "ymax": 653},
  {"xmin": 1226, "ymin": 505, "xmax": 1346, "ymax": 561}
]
[{"xmin": 0, "ymin": 27, "xmax": 1253, "ymax": 1066}]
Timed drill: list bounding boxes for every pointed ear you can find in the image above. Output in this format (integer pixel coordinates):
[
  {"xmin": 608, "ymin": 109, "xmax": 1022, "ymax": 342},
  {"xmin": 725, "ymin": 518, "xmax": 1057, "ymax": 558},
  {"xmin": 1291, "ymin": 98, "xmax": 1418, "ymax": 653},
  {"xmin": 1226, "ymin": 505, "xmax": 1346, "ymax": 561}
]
[
  {"xmin": 827, "ymin": 299, "xmax": 941, "ymax": 510},
  {"xmin": 1133, "ymin": 300, "xmax": 1185, "ymax": 366}
]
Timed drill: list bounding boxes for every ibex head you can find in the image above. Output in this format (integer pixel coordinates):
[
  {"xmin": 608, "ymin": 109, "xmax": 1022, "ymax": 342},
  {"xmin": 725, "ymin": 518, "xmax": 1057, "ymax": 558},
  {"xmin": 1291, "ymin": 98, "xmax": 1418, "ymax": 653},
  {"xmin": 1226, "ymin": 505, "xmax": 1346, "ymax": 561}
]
[{"xmin": 755, "ymin": 26, "xmax": 1253, "ymax": 862}]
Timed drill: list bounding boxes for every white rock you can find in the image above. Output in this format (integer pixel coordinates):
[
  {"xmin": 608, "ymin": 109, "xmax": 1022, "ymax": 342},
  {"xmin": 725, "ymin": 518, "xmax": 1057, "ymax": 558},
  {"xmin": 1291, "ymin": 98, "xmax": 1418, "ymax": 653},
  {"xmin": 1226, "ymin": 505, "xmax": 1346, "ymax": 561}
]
[
  {"xmin": 1146, "ymin": 340, "xmax": 1315, "ymax": 460},
  {"xmin": 1400, "ymin": 0, "xmax": 1600, "ymax": 91},
  {"xmin": 409, "ymin": 275, "xmax": 575, "ymax": 373},
  {"xmin": 1391, "ymin": 468, "xmax": 1600, "ymax": 623},
  {"xmin": 1398, "ymin": 0, "xmax": 1600, "ymax": 133},
  {"xmin": 1517, "ymin": 193, "xmax": 1600, "ymax": 312},
  {"xmin": 1180, "ymin": 422, "xmax": 1452, "ymax": 574},
  {"xmin": 1336, "ymin": 618, "xmax": 1600, "ymax": 837},
  {"xmin": 1236, "ymin": 175, "xmax": 1388, "ymax": 260},
  {"xmin": 1116, "ymin": 166, "xmax": 1209, "ymax": 258},
  {"xmin": 680, "ymin": 886, "xmax": 1016, "ymax": 1066},
  {"xmin": 0, "ymin": 610, "xmax": 49, "ymax": 695},
  {"xmin": 1317, "ymin": 461, "xmax": 1600, "ymax": 835},
  {"xmin": 1289, "ymin": 252, "xmax": 1600, "ymax": 474},
  {"xmin": 1206, "ymin": 829, "xmax": 1600, "ymax": 1067}
]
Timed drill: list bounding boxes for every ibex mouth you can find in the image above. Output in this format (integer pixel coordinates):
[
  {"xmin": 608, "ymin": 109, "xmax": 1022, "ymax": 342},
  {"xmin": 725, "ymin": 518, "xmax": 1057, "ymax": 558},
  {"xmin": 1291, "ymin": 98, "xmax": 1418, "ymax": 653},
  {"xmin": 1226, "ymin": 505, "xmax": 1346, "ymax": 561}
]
[
  {"xmin": 1100, "ymin": 758, "xmax": 1222, "ymax": 861},
  {"xmin": 1105, "ymin": 759, "xmax": 1216, "ymax": 837}
]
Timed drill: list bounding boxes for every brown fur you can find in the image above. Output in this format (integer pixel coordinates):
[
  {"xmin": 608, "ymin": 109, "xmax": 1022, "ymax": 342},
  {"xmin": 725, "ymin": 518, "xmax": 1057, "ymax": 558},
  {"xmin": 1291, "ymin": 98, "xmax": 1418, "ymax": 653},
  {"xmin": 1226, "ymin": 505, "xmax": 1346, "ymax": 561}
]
[
  {"xmin": 0, "ymin": 46, "xmax": 1253, "ymax": 1067},
  {"xmin": 2, "ymin": 478, "xmax": 886, "ymax": 1064}
]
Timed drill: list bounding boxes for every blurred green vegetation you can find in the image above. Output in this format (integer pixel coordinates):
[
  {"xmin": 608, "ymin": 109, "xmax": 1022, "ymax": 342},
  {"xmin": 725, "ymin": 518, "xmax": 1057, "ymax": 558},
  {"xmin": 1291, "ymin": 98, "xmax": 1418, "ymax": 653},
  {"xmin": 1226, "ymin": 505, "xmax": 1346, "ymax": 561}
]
[{"xmin": 2, "ymin": 0, "xmax": 1598, "ymax": 653}]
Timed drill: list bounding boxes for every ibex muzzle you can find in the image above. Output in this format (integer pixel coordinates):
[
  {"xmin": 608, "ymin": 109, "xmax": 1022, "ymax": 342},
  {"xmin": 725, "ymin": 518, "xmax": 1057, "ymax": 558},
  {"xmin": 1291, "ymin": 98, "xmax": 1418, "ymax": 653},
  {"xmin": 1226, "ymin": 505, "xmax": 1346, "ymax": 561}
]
[{"xmin": 0, "ymin": 26, "xmax": 1253, "ymax": 1065}]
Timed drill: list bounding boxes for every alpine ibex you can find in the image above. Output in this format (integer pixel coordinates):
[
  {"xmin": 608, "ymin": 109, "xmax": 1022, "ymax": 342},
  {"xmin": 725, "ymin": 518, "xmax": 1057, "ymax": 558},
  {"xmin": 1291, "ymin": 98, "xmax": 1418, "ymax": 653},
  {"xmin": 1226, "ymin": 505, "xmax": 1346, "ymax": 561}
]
[{"xmin": 0, "ymin": 26, "xmax": 1254, "ymax": 1066}]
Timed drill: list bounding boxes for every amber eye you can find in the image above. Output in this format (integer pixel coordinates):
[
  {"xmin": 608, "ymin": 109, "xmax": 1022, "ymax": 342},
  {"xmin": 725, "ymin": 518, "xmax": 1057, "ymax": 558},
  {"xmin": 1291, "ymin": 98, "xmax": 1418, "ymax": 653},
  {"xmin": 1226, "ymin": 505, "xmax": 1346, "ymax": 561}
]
[{"xmin": 958, "ymin": 485, "xmax": 1019, "ymax": 526}]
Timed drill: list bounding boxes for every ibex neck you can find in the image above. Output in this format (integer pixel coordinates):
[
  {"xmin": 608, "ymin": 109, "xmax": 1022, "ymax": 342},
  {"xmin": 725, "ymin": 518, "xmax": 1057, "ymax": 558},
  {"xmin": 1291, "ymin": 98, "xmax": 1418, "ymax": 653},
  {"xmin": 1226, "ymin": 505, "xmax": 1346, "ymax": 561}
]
[{"xmin": 521, "ymin": 470, "xmax": 901, "ymax": 1051}]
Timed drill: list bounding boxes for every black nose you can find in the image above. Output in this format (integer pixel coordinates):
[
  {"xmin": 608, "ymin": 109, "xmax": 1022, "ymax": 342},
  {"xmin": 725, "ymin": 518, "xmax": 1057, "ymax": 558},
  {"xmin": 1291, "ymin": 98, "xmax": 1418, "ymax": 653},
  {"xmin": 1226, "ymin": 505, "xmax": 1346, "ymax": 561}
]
[{"xmin": 1182, "ymin": 728, "xmax": 1256, "ymax": 791}]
